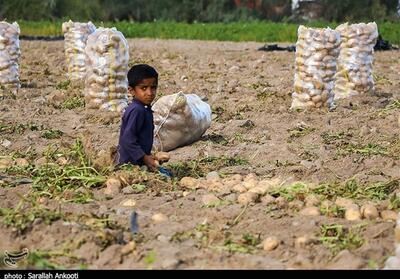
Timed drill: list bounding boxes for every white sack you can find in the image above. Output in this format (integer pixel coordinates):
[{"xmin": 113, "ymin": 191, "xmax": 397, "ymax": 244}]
[{"xmin": 153, "ymin": 92, "xmax": 212, "ymax": 152}]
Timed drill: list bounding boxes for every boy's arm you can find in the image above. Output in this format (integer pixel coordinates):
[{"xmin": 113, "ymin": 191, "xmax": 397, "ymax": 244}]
[{"xmin": 120, "ymin": 111, "xmax": 146, "ymax": 162}]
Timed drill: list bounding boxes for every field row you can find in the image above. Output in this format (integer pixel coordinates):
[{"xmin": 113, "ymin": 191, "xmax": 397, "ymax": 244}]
[{"xmin": 18, "ymin": 21, "xmax": 400, "ymax": 44}]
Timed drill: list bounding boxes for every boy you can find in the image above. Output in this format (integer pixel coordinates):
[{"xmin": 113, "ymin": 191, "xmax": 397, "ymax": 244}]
[{"xmin": 117, "ymin": 64, "xmax": 159, "ymax": 170}]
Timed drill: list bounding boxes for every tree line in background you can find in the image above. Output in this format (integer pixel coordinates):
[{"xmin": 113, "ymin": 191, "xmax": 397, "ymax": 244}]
[{"xmin": 0, "ymin": 0, "xmax": 399, "ymax": 22}]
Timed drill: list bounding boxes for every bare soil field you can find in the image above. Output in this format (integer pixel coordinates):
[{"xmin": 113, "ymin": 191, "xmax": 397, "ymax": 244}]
[{"xmin": 0, "ymin": 38, "xmax": 399, "ymax": 269}]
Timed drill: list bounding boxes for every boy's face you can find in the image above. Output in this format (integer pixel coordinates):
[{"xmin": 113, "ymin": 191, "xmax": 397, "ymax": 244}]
[{"xmin": 129, "ymin": 77, "xmax": 158, "ymax": 106}]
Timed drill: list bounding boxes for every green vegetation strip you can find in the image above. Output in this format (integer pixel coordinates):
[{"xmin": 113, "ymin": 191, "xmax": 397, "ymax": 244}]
[{"xmin": 18, "ymin": 21, "xmax": 400, "ymax": 44}]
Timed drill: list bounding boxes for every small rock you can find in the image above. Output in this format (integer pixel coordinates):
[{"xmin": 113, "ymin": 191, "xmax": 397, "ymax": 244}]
[
  {"xmin": 179, "ymin": 177, "xmax": 198, "ymax": 190},
  {"xmin": 104, "ymin": 178, "xmax": 122, "ymax": 196},
  {"xmin": 359, "ymin": 125, "xmax": 370, "ymax": 136},
  {"xmin": 157, "ymin": 235, "xmax": 170, "ymax": 243},
  {"xmin": 15, "ymin": 158, "xmax": 29, "ymax": 167},
  {"xmin": 206, "ymin": 171, "xmax": 220, "ymax": 181},
  {"xmin": 300, "ymin": 160, "xmax": 314, "ymax": 170},
  {"xmin": 33, "ymin": 218, "xmax": 43, "ymax": 226},
  {"xmin": 202, "ymin": 194, "xmax": 220, "ymax": 206},
  {"xmin": 1, "ymin": 139, "xmax": 12, "ymax": 148},
  {"xmin": 261, "ymin": 194, "xmax": 275, "ymax": 206},
  {"xmin": 288, "ymin": 200, "xmax": 304, "ymax": 211},
  {"xmin": 384, "ymin": 256, "xmax": 400, "ymax": 270},
  {"xmin": 237, "ymin": 192, "xmax": 258, "ymax": 205},
  {"xmin": 161, "ymin": 258, "xmax": 180, "ymax": 269},
  {"xmin": 275, "ymin": 196, "xmax": 287, "ymax": 208},
  {"xmin": 299, "ymin": 206, "xmax": 320, "ymax": 217},
  {"xmin": 121, "ymin": 241, "xmax": 136, "ymax": 255},
  {"xmin": 327, "ymin": 250, "xmax": 364, "ymax": 269},
  {"xmin": 224, "ymin": 193, "xmax": 237, "ymax": 203},
  {"xmin": 121, "ymin": 199, "xmax": 136, "ymax": 207},
  {"xmin": 263, "ymin": 237, "xmax": 279, "ymax": 251},
  {"xmin": 305, "ymin": 195, "xmax": 320, "ymax": 207},
  {"xmin": 381, "ymin": 210, "xmax": 398, "ymax": 221},
  {"xmin": 182, "ymin": 191, "xmax": 190, "ymax": 197},
  {"xmin": 345, "ymin": 205, "xmax": 361, "ymax": 221},
  {"xmin": 360, "ymin": 204, "xmax": 379, "ymax": 220},
  {"xmin": 239, "ymin": 120, "xmax": 255, "ymax": 128},
  {"xmin": 35, "ymin": 157, "xmax": 48, "ymax": 167},
  {"xmin": 152, "ymin": 213, "xmax": 168, "ymax": 223},
  {"xmin": 229, "ymin": 65, "xmax": 240, "ymax": 72},
  {"xmin": 122, "ymin": 186, "xmax": 135, "ymax": 195}
]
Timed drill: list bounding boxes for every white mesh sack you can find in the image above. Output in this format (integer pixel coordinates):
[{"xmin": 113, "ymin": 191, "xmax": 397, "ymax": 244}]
[
  {"xmin": 153, "ymin": 92, "xmax": 212, "ymax": 152},
  {"xmin": 62, "ymin": 20, "xmax": 96, "ymax": 81},
  {"xmin": 0, "ymin": 21, "xmax": 20, "ymax": 95},
  {"xmin": 84, "ymin": 27, "xmax": 129, "ymax": 112},
  {"xmin": 334, "ymin": 22, "xmax": 378, "ymax": 99},
  {"xmin": 291, "ymin": 26, "xmax": 340, "ymax": 109}
]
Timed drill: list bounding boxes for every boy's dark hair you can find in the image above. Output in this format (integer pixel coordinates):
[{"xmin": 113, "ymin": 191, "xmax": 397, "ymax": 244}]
[{"xmin": 127, "ymin": 64, "xmax": 158, "ymax": 87}]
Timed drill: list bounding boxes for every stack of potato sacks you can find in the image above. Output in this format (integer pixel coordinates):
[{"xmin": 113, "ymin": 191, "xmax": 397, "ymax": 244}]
[
  {"xmin": 62, "ymin": 20, "xmax": 96, "ymax": 82},
  {"xmin": 84, "ymin": 27, "xmax": 129, "ymax": 112},
  {"xmin": 0, "ymin": 21, "xmax": 20, "ymax": 95},
  {"xmin": 334, "ymin": 22, "xmax": 378, "ymax": 99},
  {"xmin": 291, "ymin": 26, "xmax": 340, "ymax": 109}
]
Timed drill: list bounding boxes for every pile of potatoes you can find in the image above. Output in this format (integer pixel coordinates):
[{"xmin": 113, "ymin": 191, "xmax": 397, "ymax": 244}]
[
  {"xmin": 0, "ymin": 21, "xmax": 20, "ymax": 95},
  {"xmin": 291, "ymin": 26, "xmax": 340, "ymax": 109},
  {"xmin": 84, "ymin": 27, "xmax": 129, "ymax": 112},
  {"xmin": 334, "ymin": 22, "xmax": 378, "ymax": 99},
  {"xmin": 62, "ymin": 20, "xmax": 96, "ymax": 81}
]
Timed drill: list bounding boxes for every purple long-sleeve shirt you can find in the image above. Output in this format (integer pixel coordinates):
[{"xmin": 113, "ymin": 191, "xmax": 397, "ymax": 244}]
[{"xmin": 117, "ymin": 100, "xmax": 154, "ymax": 166}]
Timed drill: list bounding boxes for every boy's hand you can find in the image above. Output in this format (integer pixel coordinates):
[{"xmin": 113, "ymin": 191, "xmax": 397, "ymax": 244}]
[{"xmin": 143, "ymin": 155, "xmax": 159, "ymax": 171}]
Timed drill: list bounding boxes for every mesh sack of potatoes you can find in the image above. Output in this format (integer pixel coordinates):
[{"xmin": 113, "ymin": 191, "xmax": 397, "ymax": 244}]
[
  {"xmin": 84, "ymin": 27, "xmax": 129, "ymax": 113},
  {"xmin": 153, "ymin": 92, "xmax": 212, "ymax": 152},
  {"xmin": 334, "ymin": 22, "xmax": 378, "ymax": 99},
  {"xmin": 0, "ymin": 21, "xmax": 20, "ymax": 96},
  {"xmin": 62, "ymin": 20, "xmax": 96, "ymax": 81},
  {"xmin": 291, "ymin": 25, "xmax": 340, "ymax": 109}
]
